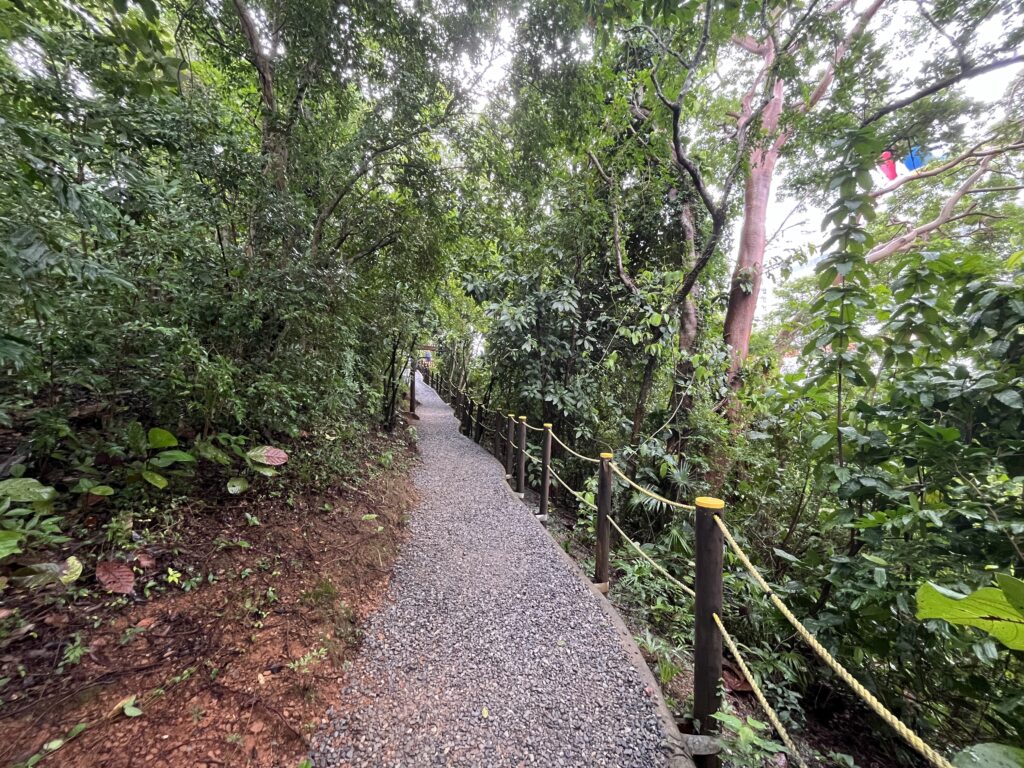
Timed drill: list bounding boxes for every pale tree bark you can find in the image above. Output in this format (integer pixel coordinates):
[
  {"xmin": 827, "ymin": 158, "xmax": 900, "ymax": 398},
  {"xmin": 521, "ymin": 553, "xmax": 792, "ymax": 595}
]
[
  {"xmin": 866, "ymin": 156, "xmax": 994, "ymax": 263},
  {"xmin": 722, "ymin": 0, "xmax": 886, "ymax": 387}
]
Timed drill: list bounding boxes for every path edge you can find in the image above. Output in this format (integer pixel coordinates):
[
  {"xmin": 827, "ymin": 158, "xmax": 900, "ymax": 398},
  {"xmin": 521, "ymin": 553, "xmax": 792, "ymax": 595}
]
[{"xmin": 493, "ymin": 468, "xmax": 697, "ymax": 768}]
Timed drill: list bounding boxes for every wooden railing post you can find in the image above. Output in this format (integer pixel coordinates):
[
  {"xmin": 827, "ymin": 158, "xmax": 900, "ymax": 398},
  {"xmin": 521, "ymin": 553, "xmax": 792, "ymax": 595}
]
[
  {"xmin": 462, "ymin": 396, "xmax": 473, "ymax": 436},
  {"xmin": 516, "ymin": 416, "xmax": 527, "ymax": 496},
  {"xmin": 475, "ymin": 401, "xmax": 485, "ymax": 443},
  {"xmin": 594, "ymin": 452, "xmax": 613, "ymax": 592},
  {"xmin": 693, "ymin": 496, "xmax": 726, "ymax": 767},
  {"xmin": 454, "ymin": 389, "xmax": 462, "ymax": 420},
  {"xmin": 505, "ymin": 414, "xmax": 515, "ymax": 479},
  {"xmin": 493, "ymin": 411, "xmax": 502, "ymax": 458},
  {"xmin": 409, "ymin": 364, "xmax": 416, "ymax": 415},
  {"xmin": 539, "ymin": 423, "xmax": 552, "ymax": 519}
]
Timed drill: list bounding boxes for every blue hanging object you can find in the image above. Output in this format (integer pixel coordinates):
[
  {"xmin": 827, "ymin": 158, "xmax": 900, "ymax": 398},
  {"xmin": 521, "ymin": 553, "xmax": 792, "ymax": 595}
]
[{"xmin": 904, "ymin": 145, "xmax": 925, "ymax": 170}]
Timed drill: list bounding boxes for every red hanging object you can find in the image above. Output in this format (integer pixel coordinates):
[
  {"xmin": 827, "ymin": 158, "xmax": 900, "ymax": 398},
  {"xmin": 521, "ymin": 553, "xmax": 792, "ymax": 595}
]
[{"xmin": 878, "ymin": 150, "xmax": 897, "ymax": 180}]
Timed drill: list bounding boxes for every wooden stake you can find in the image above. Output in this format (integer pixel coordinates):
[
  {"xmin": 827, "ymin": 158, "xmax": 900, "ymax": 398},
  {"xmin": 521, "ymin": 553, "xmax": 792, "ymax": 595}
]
[
  {"xmin": 516, "ymin": 416, "xmax": 527, "ymax": 496},
  {"xmin": 694, "ymin": 496, "xmax": 725, "ymax": 768},
  {"xmin": 595, "ymin": 452, "xmax": 613, "ymax": 588},
  {"xmin": 505, "ymin": 414, "xmax": 515, "ymax": 479},
  {"xmin": 539, "ymin": 424, "xmax": 552, "ymax": 518}
]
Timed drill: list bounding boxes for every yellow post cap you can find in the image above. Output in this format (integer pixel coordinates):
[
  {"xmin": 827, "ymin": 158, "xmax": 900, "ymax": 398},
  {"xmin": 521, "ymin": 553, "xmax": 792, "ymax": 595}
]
[
  {"xmin": 543, "ymin": 423, "xmax": 553, "ymax": 428},
  {"xmin": 508, "ymin": 413, "xmax": 515, "ymax": 417},
  {"xmin": 600, "ymin": 452, "xmax": 614, "ymax": 460},
  {"xmin": 519, "ymin": 415, "xmax": 527, "ymax": 420},
  {"xmin": 695, "ymin": 496, "xmax": 725, "ymax": 510}
]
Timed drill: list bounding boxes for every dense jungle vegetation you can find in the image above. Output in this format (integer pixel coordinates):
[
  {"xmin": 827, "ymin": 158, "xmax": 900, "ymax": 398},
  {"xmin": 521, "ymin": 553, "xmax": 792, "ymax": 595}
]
[{"xmin": 1, "ymin": 0, "xmax": 1022, "ymax": 765}]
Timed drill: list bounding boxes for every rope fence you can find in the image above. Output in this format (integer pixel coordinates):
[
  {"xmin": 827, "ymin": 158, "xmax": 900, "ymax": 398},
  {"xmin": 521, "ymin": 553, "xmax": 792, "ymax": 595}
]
[
  {"xmin": 417, "ymin": 365, "xmax": 955, "ymax": 768},
  {"xmin": 607, "ymin": 514, "xmax": 696, "ymax": 598},
  {"xmin": 609, "ymin": 461, "xmax": 696, "ymax": 511},
  {"xmin": 713, "ymin": 613, "xmax": 808, "ymax": 768}
]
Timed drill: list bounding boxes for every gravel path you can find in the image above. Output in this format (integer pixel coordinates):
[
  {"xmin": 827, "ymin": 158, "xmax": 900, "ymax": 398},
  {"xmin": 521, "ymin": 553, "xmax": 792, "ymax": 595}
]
[{"xmin": 311, "ymin": 376, "xmax": 672, "ymax": 767}]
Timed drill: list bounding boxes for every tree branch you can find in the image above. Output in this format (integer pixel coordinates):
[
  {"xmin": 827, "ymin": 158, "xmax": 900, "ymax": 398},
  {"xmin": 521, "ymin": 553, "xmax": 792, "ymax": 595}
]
[
  {"xmin": 866, "ymin": 157, "xmax": 993, "ymax": 263},
  {"xmin": 870, "ymin": 140, "xmax": 1024, "ymax": 198},
  {"xmin": 231, "ymin": 0, "xmax": 275, "ymax": 112},
  {"xmin": 861, "ymin": 54, "xmax": 1024, "ymax": 126},
  {"xmin": 587, "ymin": 150, "xmax": 640, "ymax": 297}
]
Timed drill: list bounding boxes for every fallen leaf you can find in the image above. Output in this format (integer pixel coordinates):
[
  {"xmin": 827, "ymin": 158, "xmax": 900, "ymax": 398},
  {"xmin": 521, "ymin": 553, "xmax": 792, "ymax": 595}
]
[
  {"xmin": 96, "ymin": 561, "xmax": 135, "ymax": 594},
  {"xmin": 134, "ymin": 552, "xmax": 156, "ymax": 569}
]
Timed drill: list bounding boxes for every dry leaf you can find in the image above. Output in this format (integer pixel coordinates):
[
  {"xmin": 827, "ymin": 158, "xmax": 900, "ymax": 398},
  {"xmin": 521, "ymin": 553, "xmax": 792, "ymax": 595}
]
[{"xmin": 96, "ymin": 561, "xmax": 135, "ymax": 594}]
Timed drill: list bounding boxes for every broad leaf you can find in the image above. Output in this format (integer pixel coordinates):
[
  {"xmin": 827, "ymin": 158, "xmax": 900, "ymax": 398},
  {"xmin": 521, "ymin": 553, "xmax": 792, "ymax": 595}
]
[
  {"xmin": 917, "ymin": 582, "xmax": 1024, "ymax": 650},
  {"xmin": 953, "ymin": 743, "xmax": 1024, "ymax": 768},
  {"xmin": 0, "ymin": 478, "xmax": 57, "ymax": 503},
  {"xmin": 246, "ymin": 446, "xmax": 289, "ymax": 466},
  {"xmin": 146, "ymin": 428, "xmax": 178, "ymax": 449},
  {"xmin": 142, "ymin": 470, "xmax": 168, "ymax": 489},
  {"xmin": 227, "ymin": 477, "xmax": 249, "ymax": 494},
  {"xmin": 0, "ymin": 530, "xmax": 25, "ymax": 561}
]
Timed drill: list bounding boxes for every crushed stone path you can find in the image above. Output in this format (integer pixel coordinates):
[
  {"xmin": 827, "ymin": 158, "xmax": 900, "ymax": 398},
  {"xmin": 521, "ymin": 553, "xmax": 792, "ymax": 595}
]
[{"xmin": 311, "ymin": 376, "xmax": 671, "ymax": 767}]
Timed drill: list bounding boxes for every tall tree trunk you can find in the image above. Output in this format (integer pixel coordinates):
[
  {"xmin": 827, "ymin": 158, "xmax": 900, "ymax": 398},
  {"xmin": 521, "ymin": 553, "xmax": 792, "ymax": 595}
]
[
  {"xmin": 629, "ymin": 353, "xmax": 659, "ymax": 446},
  {"xmin": 722, "ymin": 79, "xmax": 784, "ymax": 387}
]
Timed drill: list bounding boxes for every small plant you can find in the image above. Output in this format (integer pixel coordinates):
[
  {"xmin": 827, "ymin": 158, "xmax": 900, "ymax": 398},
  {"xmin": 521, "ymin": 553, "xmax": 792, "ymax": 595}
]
[
  {"xmin": 287, "ymin": 646, "xmax": 327, "ymax": 675},
  {"xmin": 712, "ymin": 711, "xmax": 786, "ymax": 767},
  {"xmin": 61, "ymin": 632, "xmax": 86, "ymax": 668}
]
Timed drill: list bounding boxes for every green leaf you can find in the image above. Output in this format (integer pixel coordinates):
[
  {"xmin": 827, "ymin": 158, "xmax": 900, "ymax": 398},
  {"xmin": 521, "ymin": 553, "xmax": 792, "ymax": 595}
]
[
  {"xmin": 916, "ymin": 582, "xmax": 1024, "ymax": 650},
  {"xmin": 251, "ymin": 465, "xmax": 278, "ymax": 477},
  {"xmin": 0, "ymin": 530, "xmax": 25, "ymax": 561},
  {"xmin": 0, "ymin": 478, "xmax": 57, "ymax": 503},
  {"xmin": 60, "ymin": 556, "xmax": 83, "ymax": 585},
  {"xmin": 88, "ymin": 485, "xmax": 115, "ymax": 497},
  {"xmin": 9, "ymin": 562, "xmax": 64, "ymax": 589},
  {"xmin": 993, "ymin": 389, "xmax": 1023, "ymax": 410},
  {"xmin": 155, "ymin": 449, "xmax": 196, "ymax": 464},
  {"xmin": 142, "ymin": 471, "xmax": 168, "ymax": 489},
  {"xmin": 227, "ymin": 477, "xmax": 249, "ymax": 494},
  {"xmin": 810, "ymin": 433, "xmax": 832, "ymax": 450},
  {"xmin": 996, "ymin": 574, "xmax": 1024, "ymax": 616},
  {"xmin": 194, "ymin": 440, "xmax": 232, "ymax": 465},
  {"xmin": 123, "ymin": 704, "xmax": 143, "ymax": 717},
  {"xmin": 772, "ymin": 548, "xmax": 799, "ymax": 563},
  {"xmin": 146, "ymin": 428, "xmax": 178, "ymax": 449},
  {"xmin": 953, "ymin": 743, "xmax": 1024, "ymax": 768}
]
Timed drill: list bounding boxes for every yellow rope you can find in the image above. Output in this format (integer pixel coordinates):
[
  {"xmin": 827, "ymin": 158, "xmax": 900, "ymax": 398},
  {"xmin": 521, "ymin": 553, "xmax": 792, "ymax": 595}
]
[
  {"xmin": 523, "ymin": 450, "xmax": 540, "ymax": 464},
  {"xmin": 712, "ymin": 515, "xmax": 954, "ymax": 768},
  {"xmin": 713, "ymin": 613, "xmax": 809, "ymax": 768},
  {"xmin": 607, "ymin": 515, "xmax": 695, "ymax": 598},
  {"xmin": 550, "ymin": 430, "xmax": 601, "ymax": 463},
  {"xmin": 609, "ymin": 462, "xmax": 696, "ymax": 511},
  {"xmin": 523, "ymin": 420, "xmax": 545, "ymax": 432},
  {"xmin": 548, "ymin": 465, "xmax": 597, "ymax": 510}
]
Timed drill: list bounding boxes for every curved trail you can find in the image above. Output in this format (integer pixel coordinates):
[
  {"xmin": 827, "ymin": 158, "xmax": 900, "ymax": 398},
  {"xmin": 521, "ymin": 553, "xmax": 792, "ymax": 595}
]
[{"xmin": 312, "ymin": 376, "xmax": 672, "ymax": 767}]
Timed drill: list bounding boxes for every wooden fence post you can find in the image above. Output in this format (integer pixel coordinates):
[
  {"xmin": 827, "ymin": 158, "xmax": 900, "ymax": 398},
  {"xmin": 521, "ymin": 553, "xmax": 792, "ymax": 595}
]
[
  {"xmin": 454, "ymin": 389, "xmax": 462, "ymax": 420},
  {"xmin": 594, "ymin": 452, "xmax": 613, "ymax": 592},
  {"xmin": 516, "ymin": 416, "xmax": 527, "ymax": 496},
  {"xmin": 475, "ymin": 401, "xmax": 485, "ymax": 443},
  {"xmin": 505, "ymin": 414, "xmax": 515, "ymax": 479},
  {"xmin": 493, "ymin": 411, "xmax": 502, "ymax": 458},
  {"xmin": 409, "ymin": 364, "xmax": 416, "ymax": 415},
  {"xmin": 539, "ymin": 424, "xmax": 552, "ymax": 519},
  {"xmin": 693, "ymin": 496, "xmax": 726, "ymax": 767},
  {"xmin": 462, "ymin": 397, "xmax": 473, "ymax": 436}
]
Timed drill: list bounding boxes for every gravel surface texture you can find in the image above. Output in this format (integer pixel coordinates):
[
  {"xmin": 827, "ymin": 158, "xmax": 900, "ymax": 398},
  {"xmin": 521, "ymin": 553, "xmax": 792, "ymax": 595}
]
[{"xmin": 311, "ymin": 376, "xmax": 671, "ymax": 767}]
